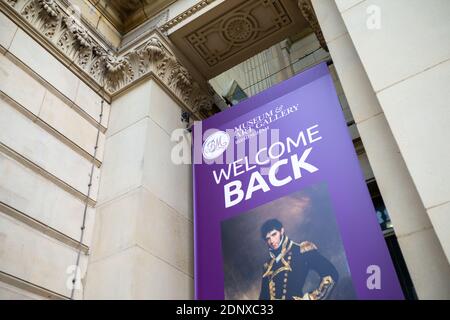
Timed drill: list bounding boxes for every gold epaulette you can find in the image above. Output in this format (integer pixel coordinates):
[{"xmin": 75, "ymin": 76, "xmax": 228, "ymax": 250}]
[
  {"xmin": 262, "ymin": 259, "xmax": 275, "ymax": 278},
  {"xmin": 299, "ymin": 241, "xmax": 318, "ymax": 253}
]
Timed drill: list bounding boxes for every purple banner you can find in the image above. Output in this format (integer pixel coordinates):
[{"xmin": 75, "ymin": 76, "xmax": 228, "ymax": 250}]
[{"xmin": 192, "ymin": 62, "xmax": 403, "ymax": 300}]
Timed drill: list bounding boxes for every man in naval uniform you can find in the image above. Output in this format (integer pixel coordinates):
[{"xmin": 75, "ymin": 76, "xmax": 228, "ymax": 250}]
[{"xmin": 258, "ymin": 219, "xmax": 339, "ymax": 300}]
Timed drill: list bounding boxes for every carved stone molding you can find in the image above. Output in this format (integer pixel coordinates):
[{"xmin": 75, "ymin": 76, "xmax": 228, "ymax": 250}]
[
  {"xmin": 160, "ymin": 0, "xmax": 216, "ymax": 33},
  {"xmin": 297, "ymin": 0, "xmax": 328, "ymax": 51},
  {"xmin": 1, "ymin": 0, "xmax": 216, "ymax": 119},
  {"xmin": 38, "ymin": 0, "xmax": 57, "ymax": 17}
]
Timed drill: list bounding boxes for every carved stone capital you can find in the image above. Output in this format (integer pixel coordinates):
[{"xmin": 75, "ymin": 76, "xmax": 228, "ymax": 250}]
[
  {"xmin": 63, "ymin": 15, "xmax": 92, "ymax": 48},
  {"xmin": 1, "ymin": 0, "xmax": 218, "ymax": 119},
  {"xmin": 137, "ymin": 37, "xmax": 164, "ymax": 61}
]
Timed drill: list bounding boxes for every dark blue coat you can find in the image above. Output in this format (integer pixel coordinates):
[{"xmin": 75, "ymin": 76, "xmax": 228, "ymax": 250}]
[{"xmin": 259, "ymin": 237, "xmax": 339, "ymax": 300}]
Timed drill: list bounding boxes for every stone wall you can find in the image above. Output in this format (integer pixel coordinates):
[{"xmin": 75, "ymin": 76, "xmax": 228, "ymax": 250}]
[
  {"xmin": 0, "ymin": 0, "xmax": 216, "ymax": 300},
  {"xmin": 1, "ymin": 3, "xmax": 197, "ymax": 299},
  {"xmin": 0, "ymin": 10, "xmax": 110, "ymax": 299},
  {"xmin": 84, "ymin": 79, "xmax": 194, "ymax": 299},
  {"xmin": 334, "ymin": 0, "xmax": 450, "ymax": 264}
]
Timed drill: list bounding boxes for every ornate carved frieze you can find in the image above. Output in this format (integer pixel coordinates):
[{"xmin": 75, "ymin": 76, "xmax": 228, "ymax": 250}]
[
  {"xmin": 1, "ymin": 0, "xmax": 215, "ymax": 118},
  {"xmin": 63, "ymin": 15, "xmax": 92, "ymax": 48},
  {"xmin": 6, "ymin": 0, "xmax": 17, "ymax": 7},
  {"xmin": 38, "ymin": 0, "xmax": 57, "ymax": 17}
]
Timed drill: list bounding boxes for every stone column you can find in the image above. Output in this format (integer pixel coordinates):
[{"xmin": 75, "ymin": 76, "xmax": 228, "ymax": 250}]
[
  {"xmin": 279, "ymin": 39, "xmax": 295, "ymax": 80},
  {"xmin": 84, "ymin": 79, "xmax": 194, "ymax": 299},
  {"xmin": 311, "ymin": 0, "xmax": 450, "ymax": 299}
]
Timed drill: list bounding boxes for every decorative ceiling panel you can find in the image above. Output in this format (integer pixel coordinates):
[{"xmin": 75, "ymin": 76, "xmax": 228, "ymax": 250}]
[{"xmin": 169, "ymin": 0, "xmax": 310, "ymax": 79}]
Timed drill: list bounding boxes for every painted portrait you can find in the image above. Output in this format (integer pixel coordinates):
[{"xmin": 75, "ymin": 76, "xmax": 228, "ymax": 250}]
[{"xmin": 220, "ymin": 182, "xmax": 356, "ymax": 300}]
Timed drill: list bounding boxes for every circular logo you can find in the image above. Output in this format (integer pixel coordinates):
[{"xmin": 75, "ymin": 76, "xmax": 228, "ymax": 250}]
[{"xmin": 202, "ymin": 131, "xmax": 230, "ymax": 160}]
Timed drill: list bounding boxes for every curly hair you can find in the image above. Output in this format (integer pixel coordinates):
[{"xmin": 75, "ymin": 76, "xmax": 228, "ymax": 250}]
[{"xmin": 260, "ymin": 218, "xmax": 283, "ymax": 240}]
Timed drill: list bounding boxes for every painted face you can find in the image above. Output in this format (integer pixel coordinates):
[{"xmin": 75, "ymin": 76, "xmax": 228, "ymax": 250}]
[{"xmin": 265, "ymin": 228, "xmax": 284, "ymax": 250}]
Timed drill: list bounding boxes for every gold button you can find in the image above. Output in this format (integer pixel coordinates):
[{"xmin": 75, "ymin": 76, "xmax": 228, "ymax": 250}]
[
  {"xmin": 282, "ymin": 295, "xmax": 286, "ymax": 300},
  {"xmin": 283, "ymin": 289, "xmax": 287, "ymax": 294},
  {"xmin": 284, "ymin": 278, "xmax": 287, "ymax": 283}
]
